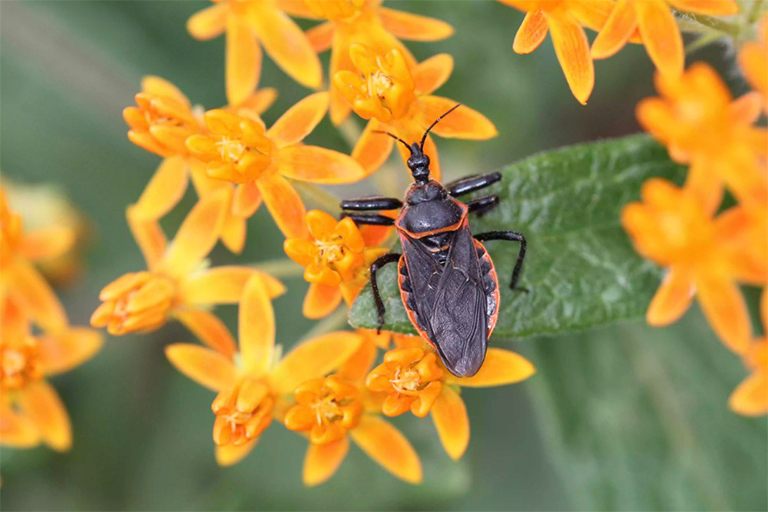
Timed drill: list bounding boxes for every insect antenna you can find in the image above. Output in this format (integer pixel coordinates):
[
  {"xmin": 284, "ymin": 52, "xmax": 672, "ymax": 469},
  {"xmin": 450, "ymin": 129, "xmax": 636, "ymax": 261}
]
[
  {"xmin": 372, "ymin": 130, "xmax": 412, "ymax": 152},
  {"xmin": 419, "ymin": 103, "xmax": 462, "ymax": 151}
]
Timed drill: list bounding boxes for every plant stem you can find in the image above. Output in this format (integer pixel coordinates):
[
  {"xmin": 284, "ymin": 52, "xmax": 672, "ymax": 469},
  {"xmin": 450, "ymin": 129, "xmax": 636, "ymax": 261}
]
[
  {"xmin": 291, "ymin": 180, "xmax": 342, "ymax": 216},
  {"xmin": 252, "ymin": 259, "xmax": 304, "ymax": 279},
  {"xmin": 678, "ymin": 14, "xmax": 741, "ymax": 38},
  {"xmin": 300, "ymin": 307, "xmax": 349, "ymax": 341}
]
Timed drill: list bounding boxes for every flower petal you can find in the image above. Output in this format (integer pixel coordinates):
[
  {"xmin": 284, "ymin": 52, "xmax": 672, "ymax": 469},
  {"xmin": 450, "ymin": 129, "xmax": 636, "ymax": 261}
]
[
  {"xmin": 377, "ymin": 7, "xmax": 454, "ymax": 41},
  {"xmin": 141, "ymin": 76, "xmax": 190, "ymax": 105},
  {"xmin": 182, "ymin": 266, "xmax": 284, "ymax": 305},
  {"xmin": 187, "ymin": 2, "xmax": 228, "ymax": 40},
  {"xmin": 591, "ymin": 0, "xmax": 637, "ymax": 60},
  {"xmin": 267, "ymin": 92, "xmax": 329, "ymax": 147},
  {"xmin": 646, "ymin": 267, "xmax": 695, "ymax": 325},
  {"xmin": 175, "ymin": 307, "xmax": 237, "ymax": 357},
  {"xmin": 7, "ymin": 259, "xmax": 67, "ymax": 331},
  {"xmin": 431, "ymin": 386, "xmax": 469, "ymax": 460},
  {"xmin": 0, "ymin": 402, "xmax": 40, "ymax": 448},
  {"xmin": 352, "ymin": 120, "xmax": 394, "ymax": 177},
  {"xmin": 306, "ymin": 21, "xmax": 334, "ymax": 53},
  {"xmin": 226, "ymin": 15, "xmax": 262, "ymax": 107},
  {"xmin": 449, "ymin": 348, "xmax": 535, "ymax": 387},
  {"xmin": 19, "ymin": 226, "xmax": 75, "ymax": 262},
  {"xmin": 695, "ymin": 273, "xmax": 750, "ymax": 354},
  {"xmin": 513, "ymin": 10, "xmax": 548, "ymax": 54},
  {"xmin": 238, "ymin": 275, "xmax": 276, "ymax": 373},
  {"xmin": 635, "ymin": 0, "xmax": 683, "ymax": 77},
  {"xmin": 18, "ymin": 381, "xmax": 71, "ymax": 451},
  {"xmin": 350, "ymin": 415, "xmax": 422, "ymax": 484},
  {"xmin": 233, "ymin": 181, "xmax": 263, "ymax": 218},
  {"xmin": 221, "ymin": 213, "xmax": 246, "ymax": 254},
  {"xmin": 667, "ymin": 0, "xmax": 739, "ymax": 15},
  {"xmin": 416, "ymin": 96, "xmax": 498, "ymax": 139},
  {"xmin": 729, "ymin": 372, "xmax": 768, "ymax": 416},
  {"xmin": 165, "ymin": 343, "xmax": 238, "ymax": 391},
  {"xmin": 544, "ymin": 11, "xmax": 594, "ymax": 105},
  {"xmin": 38, "ymin": 327, "xmax": 103, "ymax": 376},
  {"xmin": 338, "ymin": 335, "xmax": 378, "ymax": 382},
  {"xmin": 132, "ymin": 156, "xmax": 190, "ymax": 220},
  {"xmin": 279, "ymin": 146, "xmax": 365, "ymax": 184},
  {"xmin": 256, "ymin": 174, "xmax": 308, "ymax": 239},
  {"xmin": 303, "ymin": 437, "xmax": 350, "ymax": 486},
  {"xmin": 160, "ymin": 188, "xmax": 229, "ymax": 278},
  {"xmin": 248, "ymin": 3, "xmax": 321, "ymax": 89},
  {"xmin": 126, "ymin": 205, "xmax": 167, "ymax": 271},
  {"xmin": 413, "ymin": 54, "xmax": 454, "ymax": 96},
  {"xmin": 272, "ymin": 332, "xmax": 363, "ymax": 395},
  {"xmin": 216, "ymin": 438, "xmax": 257, "ymax": 466},
  {"xmin": 303, "ymin": 282, "xmax": 343, "ymax": 319}
]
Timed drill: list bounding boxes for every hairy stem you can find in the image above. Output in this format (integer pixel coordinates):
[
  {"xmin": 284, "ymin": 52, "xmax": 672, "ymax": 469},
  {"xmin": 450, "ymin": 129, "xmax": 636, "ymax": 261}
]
[
  {"xmin": 253, "ymin": 259, "xmax": 304, "ymax": 279},
  {"xmin": 300, "ymin": 307, "xmax": 349, "ymax": 341},
  {"xmin": 292, "ymin": 180, "xmax": 342, "ymax": 216}
]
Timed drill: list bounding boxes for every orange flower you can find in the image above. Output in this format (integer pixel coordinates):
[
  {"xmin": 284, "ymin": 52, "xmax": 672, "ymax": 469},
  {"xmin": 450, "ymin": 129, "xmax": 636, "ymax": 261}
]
[
  {"xmin": 729, "ymin": 290, "xmax": 767, "ymax": 417},
  {"xmin": 165, "ymin": 275, "xmax": 363, "ymax": 465},
  {"xmin": 637, "ymin": 63, "xmax": 768, "ymax": 210},
  {"xmin": 334, "ymin": 44, "xmax": 496, "ymax": 178},
  {"xmin": 293, "ymin": 0, "xmax": 453, "ymax": 125},
  {"xmin": 739, "ymin": 14, "xmax": 768, "ymax": 111},
  {"xmin": 187, "ymin": 0, "xmax": 321, "ymax": 105},
  {"xmin": 186, "ymin": 93, "xmax": 365, "ymax": 239},
  {"xmin": 91, "ymin": 190, "xmax": 283, "ymax": 352},
  {"xmin": 283, "ymin": 334, "xmax": 422, "ymax": 486},
  {"xmin": 592, "ymin": 0, "xmax": 739, "ymax": 78},
  {"xmin": 124, "ymin": 76, "xmax": 275, "ymax": 253},
  {"xmin": 501, "ymin": 0, "xmax": 617, "ymax": 104},
  {"xmin": 284, "ymin": 210, "xmax": 388, "ymax": 319},
  {"xmin": 1, "ymin": 295, "xmax": 102, "ymax": 451},
  {"xmin": 366, "ymin": 345, "xmax": 535, "ymax": 460},
  {"xmin": 621, "ymin": 179, "xmax": 759, "ymax": 355}
]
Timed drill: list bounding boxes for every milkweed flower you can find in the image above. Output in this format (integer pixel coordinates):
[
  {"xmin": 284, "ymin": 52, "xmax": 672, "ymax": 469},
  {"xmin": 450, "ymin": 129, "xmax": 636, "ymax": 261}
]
[
  {"xmin": 729, "ymin": 290, "xmax": 767, "ymax": 417},
  {"xmin": 739, "ymin": 14, "xmax": 768, "ymax": 111},
  {"xmin": 124, "ymin": 76, "xmax": 275, "ymax": 253},
  {"xmin": 1, "ymin": 284, "xmax": 102, "ymax": 451},
  {"xmin": 637, "ymin": 63, "xmax": 768, "ymax": 210},
  {"xmin": 284, "ymin": 210, "xmax": 388, "ymax": 319},
  {"xmin": 621, "ymin": 179, "xmax": 759, "ymax": 355},
  {"xmin": 186, "ymin": 92, "xmax": 365, "ymax": 239},
  {"xmin": 283, "ymin": 336, "xmax": 422, "ymax": 486},
  {"xmin": 187, "ymin": 0, "xmax": 322, "ymax": 105},
  {"xmin": 366, "ymin": 345, "xmax": 535, "ymax": 460},
  {"xmin": 500, "ymin": 0, "xmax": 616, "ymax": 104},
  {"xmin": 90, "ymin": 190, "xmax": 283, "ymax": 351},
  {"xmin": 165, "ymin": 276, "xmax": 362, "ymax": 465},
  {"xmin": 291, "ymin": 0, "xmax": 453, "ymax": 125},
  {"xmin": 591, "ymin": 0, "xmax": 738, "ymax": 78},
  {"xmin": 334, "ymin": 44, "xmax": 497, "ymax": 178}
]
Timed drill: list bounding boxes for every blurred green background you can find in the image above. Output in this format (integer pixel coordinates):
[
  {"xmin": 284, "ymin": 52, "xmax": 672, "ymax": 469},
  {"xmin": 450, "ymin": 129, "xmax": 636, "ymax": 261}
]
[{"xmin": 1, "ymin": 1, "xmax": 765, "ymax": 510}]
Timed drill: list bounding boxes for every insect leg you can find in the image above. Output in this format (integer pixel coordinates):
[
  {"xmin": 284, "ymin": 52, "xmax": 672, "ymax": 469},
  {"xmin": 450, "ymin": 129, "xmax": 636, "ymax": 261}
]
[
  {"xmin": 474, "ymin": 231, "xmax": 528, "ymax": 292},
  {"xmin": 340, "ymin": 213, "xmax": 395, "ymax": 226},
  {"xmin": 370, "ymin": 253, "xmax": 402, "ymax": 332},
  {"xmin": 466, "ymin": 195, "xmax": 499, "ymax": 216},
  {"xmin": 340, "ymin": 197, "xmax": 403, "ymax": 211},
  {"xmin": 446, "ymin": 172, "xmax": 501, "ymax": 197}
]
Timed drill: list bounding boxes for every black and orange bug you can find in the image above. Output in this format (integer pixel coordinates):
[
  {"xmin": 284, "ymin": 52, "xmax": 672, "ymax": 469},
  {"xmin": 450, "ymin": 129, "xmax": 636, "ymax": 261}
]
[{"xmin": 340, "ymin": 104, "xmax": 527, "ymax": 377}]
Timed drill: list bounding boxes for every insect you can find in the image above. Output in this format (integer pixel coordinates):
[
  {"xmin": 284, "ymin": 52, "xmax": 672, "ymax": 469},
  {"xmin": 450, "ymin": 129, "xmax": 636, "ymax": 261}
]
[{"xmin": 340, "ymin": 104, "xmax": 528, "ymax": 377}]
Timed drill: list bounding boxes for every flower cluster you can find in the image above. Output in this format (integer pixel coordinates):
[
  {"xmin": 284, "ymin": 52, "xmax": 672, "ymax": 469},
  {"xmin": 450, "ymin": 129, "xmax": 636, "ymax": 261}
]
[
  {"xmin": 1, "ymin": 185, "xmax": 102, "ymax": 451},
  {"xmin": 622, "ymin": 14, "xmax": 768, "ymax": 416}
]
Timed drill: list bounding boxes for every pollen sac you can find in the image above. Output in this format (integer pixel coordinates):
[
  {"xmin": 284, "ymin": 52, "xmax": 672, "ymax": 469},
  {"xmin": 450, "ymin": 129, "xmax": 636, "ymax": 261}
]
[
  {"xmin": 284, "ymin": 375, "xmax": 363, "ymax": 445},
  {"xmin": 366, "ymin": 347, "xmax": 444, "ymax": 417},
  {"xmin": 212, "ymin": 378, "xmax": 274, "ymax": 447},
  {"xmin": 91, "ymin": 271, "xmax": 176, "ymax": 336}
]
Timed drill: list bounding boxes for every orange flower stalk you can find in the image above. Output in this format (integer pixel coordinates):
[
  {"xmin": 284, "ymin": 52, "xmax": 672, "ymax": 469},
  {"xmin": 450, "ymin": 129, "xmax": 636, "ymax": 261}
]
[
  {"xmin": 729, "ymin": 291, "xmax": 767, "ymax": 417},
  {"xmin": 284, "ymin": 336, "xmax": 422, "ymax": 486},
  {"xmin": 124, "ymin": 76, "xmax": 275, "ymax": 253},
  {"xmin": 637, "ymin": 63, "xmax": 768, "ymax": 210},
  {"xmin": 500, "ymin": 0, "xmax": 617, "ymax": 104},
  {"xmin": 165, "ymin": 275, "xmax": 363, "ymax": 466},
  {"xmin": 621, "ymin": 179, "xmax": 759, "ymax": 355},
  {"xmin": 187, "ymin": 0, "xmax": 322, "ymax": 105},
  {"xmin": 186, "ymin": 93, "xmax": 365, "ymax": 239},
  {"xmin": 291, "ymin": 0, "xmax": 453, "ymax": 125},
  {"xmin": 90, "ymin": 190, "xmax": 283, "ymax": 350},
  {"xmin": 367, "ymin": 345, "xmax": 535, "ymax": 460},
  {"xmin": 334, "ymin": 44, "xmax": 497, "ymax": 178},
  {"xmin": 739, "ymin": 14, "xmax": 768, "ymax": 111},
  {"xmin": 284, "ymin": 210, "xmax": 388, "ymax": 319},
  {"xmin": 1, "ymin": 292, "xmax": 102, "ymax": 451},
  {"xmin": 592, "ymin": 0, "xmax": 739, "ymax": 78}
]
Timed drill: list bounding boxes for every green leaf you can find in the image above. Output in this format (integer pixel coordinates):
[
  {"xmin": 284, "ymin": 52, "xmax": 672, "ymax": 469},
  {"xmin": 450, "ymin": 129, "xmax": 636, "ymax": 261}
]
[{"xmin": 349, "ymin": 135, "xmax": 684, "ymax": 338}]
